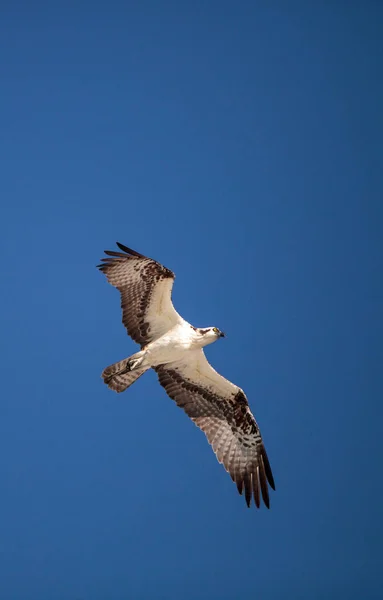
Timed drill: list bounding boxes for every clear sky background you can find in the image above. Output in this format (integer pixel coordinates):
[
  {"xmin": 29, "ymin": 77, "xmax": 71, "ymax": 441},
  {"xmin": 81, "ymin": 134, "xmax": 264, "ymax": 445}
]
[{"xmin": 1, "ymin": 2, "xmax": 382, "ymax": 599}]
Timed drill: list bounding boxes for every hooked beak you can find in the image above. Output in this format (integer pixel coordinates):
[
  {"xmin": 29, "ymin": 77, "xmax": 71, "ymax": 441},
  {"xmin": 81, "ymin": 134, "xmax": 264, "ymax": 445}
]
[{"xmin": 220, "ymin": 330, "xmax": 226, "ymax": 338}]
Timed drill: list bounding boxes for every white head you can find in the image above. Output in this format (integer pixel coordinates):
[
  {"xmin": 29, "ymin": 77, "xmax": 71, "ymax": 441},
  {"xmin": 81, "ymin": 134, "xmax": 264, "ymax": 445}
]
[{"xmin": 197, "ymin": 326, "xmax": 226, "ymax": 347}]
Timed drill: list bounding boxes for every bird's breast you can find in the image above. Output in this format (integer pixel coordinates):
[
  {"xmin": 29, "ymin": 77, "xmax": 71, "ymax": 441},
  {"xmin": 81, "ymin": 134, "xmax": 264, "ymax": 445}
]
[{"xmin": 145, "ymin": 328, "xmax": 196, "ymax": 365}]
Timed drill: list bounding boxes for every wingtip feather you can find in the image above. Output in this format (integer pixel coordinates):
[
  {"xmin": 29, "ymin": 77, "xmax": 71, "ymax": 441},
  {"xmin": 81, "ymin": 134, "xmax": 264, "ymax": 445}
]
[
  {"xmin": 236, "ymin": 479, "xmax": 243, "ymax": 495},
  {"xmin": 116, "ymin": 242, "xmax": 145, "ymax": 258},
  {"xmin": 259, "ymin": 457, "xmax": 270, "ymax": 508},
  {"xmin": 261, "ymin": 446, "xmax": 276, "ymax": 490},
  {"xmin": 252, "ymin": 469, "xmax": 261, "ymax": 509},
  {"xmin": 244, "ymin": 472, "xmax": 252, "ymax": 507}
]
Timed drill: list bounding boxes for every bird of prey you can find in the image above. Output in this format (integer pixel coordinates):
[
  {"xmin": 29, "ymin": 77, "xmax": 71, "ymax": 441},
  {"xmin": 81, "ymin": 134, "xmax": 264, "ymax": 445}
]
[{"xmin": 97, "ymin": 242, "xmax": 275, "ymax": 508}]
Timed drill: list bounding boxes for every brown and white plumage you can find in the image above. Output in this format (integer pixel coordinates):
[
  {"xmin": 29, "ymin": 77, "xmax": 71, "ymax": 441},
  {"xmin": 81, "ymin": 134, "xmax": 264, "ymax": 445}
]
[
  {"xmin": 98, "ymin": 242, "xmax": 183, "ymax": 345},
  {"xmin": 155, "ymin": 352, "xmax": 275, "ymax": 508},
  {"xmin": 98, "ymin": 242, "xmax": 275, "ymax": 508}
]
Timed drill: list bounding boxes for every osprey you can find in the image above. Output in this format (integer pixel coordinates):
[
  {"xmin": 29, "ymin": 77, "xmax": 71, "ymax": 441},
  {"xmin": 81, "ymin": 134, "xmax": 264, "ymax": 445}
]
[{"xmin": 98, "ymin": 242, "xmax": 275, "ymax": 508}]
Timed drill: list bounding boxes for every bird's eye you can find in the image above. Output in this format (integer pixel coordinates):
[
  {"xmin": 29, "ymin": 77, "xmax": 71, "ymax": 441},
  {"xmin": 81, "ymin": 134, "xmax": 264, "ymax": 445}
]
[{"xmin": 213, "ymin": 327, "xmax": 219, "ymax": 333}]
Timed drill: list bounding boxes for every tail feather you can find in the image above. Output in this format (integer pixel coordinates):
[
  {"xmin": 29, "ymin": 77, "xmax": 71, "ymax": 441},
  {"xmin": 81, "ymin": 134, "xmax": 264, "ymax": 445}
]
[{"xmin": 102, "ymin": 356, "xmax": 149, "ymax": 393}]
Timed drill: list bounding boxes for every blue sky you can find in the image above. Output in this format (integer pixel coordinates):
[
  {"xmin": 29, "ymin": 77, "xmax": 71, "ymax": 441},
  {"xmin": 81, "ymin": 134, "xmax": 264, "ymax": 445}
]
[{"xmin": 1, "ymin": 2, "xmax": 382, "ymax": 599}]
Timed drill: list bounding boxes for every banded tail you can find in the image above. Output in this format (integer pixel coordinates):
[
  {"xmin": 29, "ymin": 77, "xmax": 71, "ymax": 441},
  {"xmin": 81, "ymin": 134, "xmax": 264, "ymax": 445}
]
[{"xmin": 102, "ymin": 353, "xmax": 149, "ymax": 393}]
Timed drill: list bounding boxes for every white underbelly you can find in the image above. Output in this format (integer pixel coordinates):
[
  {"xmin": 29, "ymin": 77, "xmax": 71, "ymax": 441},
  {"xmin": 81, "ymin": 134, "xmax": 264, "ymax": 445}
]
[{"xmin": 144, "ymin": 334, "xmax": 195, "ymax": 366}]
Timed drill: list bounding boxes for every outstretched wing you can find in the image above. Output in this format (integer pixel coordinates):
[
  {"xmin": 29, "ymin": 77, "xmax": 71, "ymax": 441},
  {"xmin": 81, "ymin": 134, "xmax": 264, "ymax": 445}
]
[
  {"xmin": 155, "ymin": 351, "xmax": 275, "ymax": 508},
  {"xmin": 98, "ymin": 242, "xmax": 183, "ymax": 345}
]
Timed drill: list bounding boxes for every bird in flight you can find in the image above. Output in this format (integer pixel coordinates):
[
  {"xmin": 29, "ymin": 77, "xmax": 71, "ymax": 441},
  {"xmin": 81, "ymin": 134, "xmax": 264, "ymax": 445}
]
[{"xmin": 98, "ymin": 242, "xmax": 275, "ymax": 508}]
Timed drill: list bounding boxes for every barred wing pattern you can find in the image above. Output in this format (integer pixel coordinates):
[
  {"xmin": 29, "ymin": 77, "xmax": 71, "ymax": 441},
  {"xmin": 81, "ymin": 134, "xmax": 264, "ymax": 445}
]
[
  {"xmin": 102, "ymin": 357, "xmax": 150, "ymax": 393},
  {"xmin": 155, "ymin": 351, "xmax": 275, "ymax": 508},
  {"xmin": 98, "ymin": 242, "xmax": 183, "ymax": 345}
]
